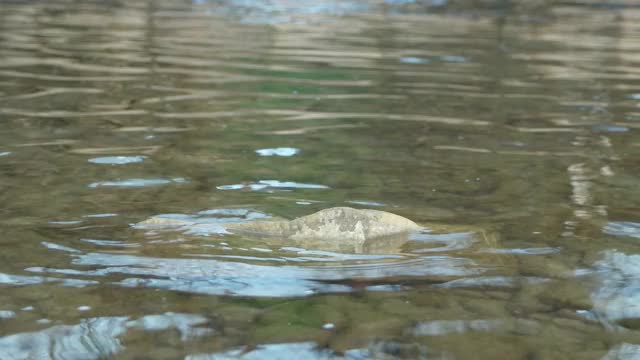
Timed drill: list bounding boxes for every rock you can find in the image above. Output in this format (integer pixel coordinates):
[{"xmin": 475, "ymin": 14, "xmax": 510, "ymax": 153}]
[
  {"xmin": 225, "ymin": 207, "xmax": 421, "ymax": 253},
  {"xmin": 226, "ymin": 207, "xmax": 420, "ymax": 241}
]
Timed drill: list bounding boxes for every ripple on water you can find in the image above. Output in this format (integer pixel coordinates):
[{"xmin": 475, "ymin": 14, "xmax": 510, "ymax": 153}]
[
  {"xmin": 603, "ymin": 221, "xmax": 640, "ymax": 239},
  {"xmin": 0, "ymin": 313, "xmax": 211, "ymax": 359},
  {"xmin": 385, "ymin": 0, "xmax": 420, "ymax": 4},
  {"xmin": 408, "ymin": 231, "xmax": 477, "ymax": 253},
  {"xmin": 400, "ymin": 56, "xmax": 429, "ymax": 64},
  {"xmin": 88, "ymin": 156, "xmax": 147, "ymax": 164},
  {"xmin": 279, "ymin": 247, "xmax": 404, "ymax": 262},
  {"xmin": 217, "ymin": 180, "xmax": 329, "ymax": 191},
  {"xmin": 478, "ymin": 247, "xmax": 561, "ymax": 255},
  {"xmin": 591, "ymin": 124, "xmax": 629, "ymax": 133},
  {"xmin": 0, "ymin": 272, "xmax": 97, "ymax": 288},
  {"xmin": 0, "ymin": 310, "xmax": 16, "ymax": 319},
  {"xmin": 187, "ymin": 341, "xmax": 433, "ymax": 359},
  {"xmin": 25, "ymin": 251, "xmax": 481, "ymax": 297},
  {"xmin": 345, "ymin": 200, "xmax": 385, "ymax": 207},
  {"xmin": 120, "ymin": 209, "xmax": 493, "ymax": 296},
  {"xmin": 81, "ymin": 239, "xmax": 140, "ymax": 248},
  {"xmin": 133, "ymin": 208, "xmax": 270, "ymax": 236},
  {"xmin": 185, "ymin": 249, "xmax": 400, "ymax": 264},
  {"xmin": 89, "ymin": 178, "xmax": 187, "ymax": 188},
  {"xmin": 255, "ymin": 147, "xmax": 300, "ymax": 156},
  {"xmin": 591, "ymin": 250, "xmax": 640, "ymax": 323},
  {"xmin": 603, "ymin": 344, "xmax": 640, "ymax": 360},
  {"xmin": 410, "ymin": 318, "xmax": 539, "ymax": 339},
  {"xmin": 410, "ymin": 319, "xmax": 503, "ymax": 336},
  {"xmin": 435, "ymin": 276, "xmax": 549, "ymax": 289},
  {"xmin": 48, "ymin": 220, "xmax": 83, "ymax": 225},
  {"xmin": 84, "ymin": 213, "xmax": 118, "ymax": 218},
  {"xmin": 198, "ymin": 0, "xmax": 371, "ymax": 24},
  {"xmin": 440, "ymin": 55, "xmax": 469, "ymax": 63},
  {"xmin": 41, "ymin": 241, "xmax": 82, "ymax": 253}
]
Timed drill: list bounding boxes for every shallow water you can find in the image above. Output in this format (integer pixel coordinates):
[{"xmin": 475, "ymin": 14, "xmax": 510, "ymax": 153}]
[{"xmin": 1, "ymin": 0, "xmax": 640, "ymax": 358}]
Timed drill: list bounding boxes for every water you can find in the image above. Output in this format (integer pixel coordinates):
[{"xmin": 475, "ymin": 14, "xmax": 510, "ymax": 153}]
[{"xmin": 0, "ymin": 0, "xmax": 639, "ymax": 358}]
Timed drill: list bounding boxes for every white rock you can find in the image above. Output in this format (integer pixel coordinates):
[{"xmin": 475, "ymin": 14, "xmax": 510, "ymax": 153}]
[{"xmin": 225, "ymin": 207, "xmax": 421, "ymax": 252}]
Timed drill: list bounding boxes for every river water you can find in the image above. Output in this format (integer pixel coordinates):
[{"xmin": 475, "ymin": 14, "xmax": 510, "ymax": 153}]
[{"xmin": 1, "ymin": 0, "xmax": 640, "ymax": 359}]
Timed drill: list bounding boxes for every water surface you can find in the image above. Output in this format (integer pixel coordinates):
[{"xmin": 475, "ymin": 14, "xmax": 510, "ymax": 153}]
[{"xmin": 1, "ymin": 0, "xmax": 640, "ymax": 358}]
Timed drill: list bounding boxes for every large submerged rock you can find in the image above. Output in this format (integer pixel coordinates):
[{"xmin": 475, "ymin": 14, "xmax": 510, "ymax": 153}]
[
  {"xmin": 134, "ymin": 207, "xmax": 487, "ymax": 254},
  {"xmin": 224, "ymin": 207, "xmax": 421, "ymax": 252}
]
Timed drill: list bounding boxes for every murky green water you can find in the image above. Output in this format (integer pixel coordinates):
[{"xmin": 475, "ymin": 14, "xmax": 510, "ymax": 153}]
[{"xmin": 1, "ymin": 0, "xmax": 640, "ymax": 358}]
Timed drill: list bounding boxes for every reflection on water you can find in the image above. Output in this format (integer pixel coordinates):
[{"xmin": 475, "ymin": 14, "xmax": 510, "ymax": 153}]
[
  {"xmin": 410, "ymin": 319, "xmax": 506, "ymax": 336},
  {"xmin": 255, "ymin": 147, "xmax": 300, "ymax": 157},
  {"xmin": 217, "ymin": 180, "xmax": 330, "ymax": 191},
  {"xmin": 434, "ymin": 275, "xmax": 548, "ymax": 289},
  {"xmin": 196, "ymin": 0, "xmax": 371, "ymax": 25},
  {"xmin": 1, "ymin": 0, "xmax": 640, "ymax": 358},
  {"xmin": 188, "ymin": 341, "xmax": 434, "ymax": 360},
  {"xmin": 88, "ymin": 155, "xmax": 147, "ymax": 165},
  {"xmin": 478, "ymin": 247, "xmax": 561, "ymax": 255},
  {"xmin": 591, "ymin": 251, "xmax": 640, "ymax": 323},
  {"xmin": 0, "ymin": 313, "xmax": 211, "ymax": 360},
  {"xmin": 24, "ymin": 248, "xmax": 480, "ymax": 297},
  {"xmin": 399, "ymin": 56, "xmax": 430, "ymax": 65},
  {"xmin": 603, "ymin": 222, "xmax": 640, "ymax": 239},
  {"xmin": 603, "ymin": 344, "xmax": 640, "ymax": 360},
  {"xmin": 0, "ymin": 311, "xmax": 16, "ymax": 319},
  {"xmin": 0, "ymin": 272, "xmax": 98, "ymax": 288},
  {"xmin": 89, "ymin": 177, "xmax": 188, "ymax": 188},
  {"xmin": 408, "ymin": 231, "xmax": 477, "ymax": 253},
  {"xmin": 133, "ymin": 207, "xmax": 270, "ymax": 235}
]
